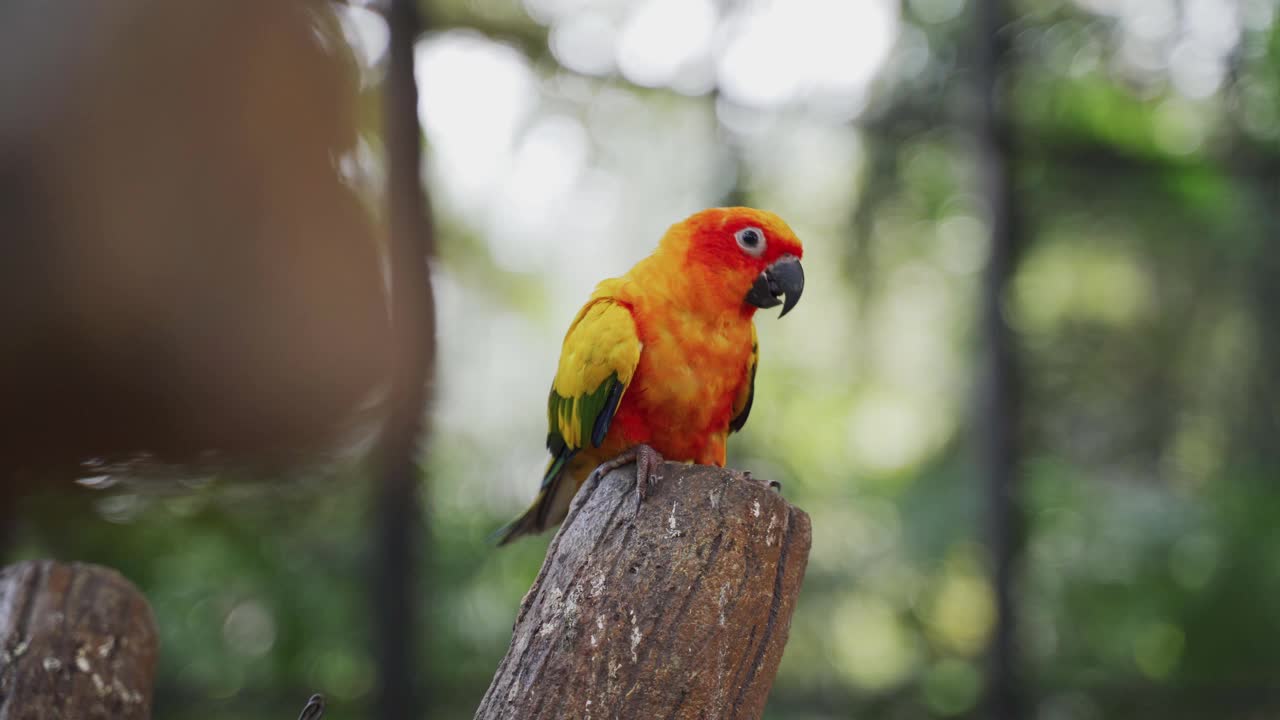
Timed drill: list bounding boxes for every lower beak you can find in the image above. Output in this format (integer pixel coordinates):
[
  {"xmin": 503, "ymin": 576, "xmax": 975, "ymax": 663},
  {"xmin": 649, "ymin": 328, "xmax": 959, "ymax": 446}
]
[{"xmin": 744, "ymin": 255, "xmax": 804, "ymax": 317}]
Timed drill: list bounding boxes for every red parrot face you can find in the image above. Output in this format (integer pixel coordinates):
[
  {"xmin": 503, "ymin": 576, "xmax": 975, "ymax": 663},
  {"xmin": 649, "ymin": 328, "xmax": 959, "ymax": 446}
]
[{"xmin": 680, "ymin": 207, "xmax": 806, "ymax": 318}]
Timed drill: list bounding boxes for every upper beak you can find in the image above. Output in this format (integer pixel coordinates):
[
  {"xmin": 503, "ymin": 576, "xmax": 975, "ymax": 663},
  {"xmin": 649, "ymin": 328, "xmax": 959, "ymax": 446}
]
[{"xmin": 744, "ymin": 255, "xmax": 804, "ymax": 317}]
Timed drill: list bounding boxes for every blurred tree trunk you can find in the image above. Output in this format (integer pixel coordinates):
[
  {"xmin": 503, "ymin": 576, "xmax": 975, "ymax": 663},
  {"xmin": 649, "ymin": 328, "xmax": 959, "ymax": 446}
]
[
  {"xmin": 0, "ymin": 561, "xmax": 158, "ymax": 720},
  {"xmin": 973, "ymin": 1, "xmax": 1024, "ymax": 719},
  {"xmin": 1244, "ymin": 155, "xmax": 1280, "ymax": 463},
  {"xmin": 475, "ymin": 464, "xmax": 811, "ymax": 720},
  {"xmin": 372, "ymin": 1, "xmax": 436, "ymax": 718}
]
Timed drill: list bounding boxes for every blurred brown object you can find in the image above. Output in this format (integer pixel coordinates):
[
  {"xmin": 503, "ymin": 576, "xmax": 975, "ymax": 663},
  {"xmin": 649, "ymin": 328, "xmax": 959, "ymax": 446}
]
[
  {"xmin": 0, "ymin": 1, "xmax": 393, "ymax": 490},
  {"xmin": 0, "ymin": 560, "xmax": 159, "ymax": 719}
]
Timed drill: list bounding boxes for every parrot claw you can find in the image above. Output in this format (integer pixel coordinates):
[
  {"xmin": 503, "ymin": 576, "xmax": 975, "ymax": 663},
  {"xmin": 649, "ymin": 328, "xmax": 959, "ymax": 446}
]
[
  {"xmin": 631, "ymin": 443, "xmax": 664, "ymax": 504},
  {"xmin": 589, "ymin": 444, "xmax": 665, "ymax": 505},
  {"xmin": 732, "ymin": 468, "xmax": 782, "ymax": 493}
]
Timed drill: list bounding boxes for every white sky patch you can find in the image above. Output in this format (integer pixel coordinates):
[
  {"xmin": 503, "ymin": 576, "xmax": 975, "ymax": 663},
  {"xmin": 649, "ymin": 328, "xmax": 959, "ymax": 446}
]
[
  {"xmin": 416, "ymin": 32, "xmax": 537, "ymax": 214},
  {"xmin": 616, "ymin": 0, "xmax": 718, "ymax": 92},
  {"xmin": 1073, "ymin": 0, "xmax": 1244, "ymax": 99},
  {"xmin": 743, "ymin": 120, "xmax": 864, "ymax": 220},
  {"xmin": 717, "ymin": 0, "xmax": 899, "ymax": 119},
  {"xmin": 1184, "ymin": 0, "xmax": 1241, "ymax": 55},
  {"xmin": 551, "ymin": 10, "xmax": 619, "ymax": 75},
  {"xmin": 487, "ymin": 114, "xmax": 590, "ymax": 272},
  {"xmin": 1168, "ymin": 0, "xmax": 1240, "ymax": 98}
]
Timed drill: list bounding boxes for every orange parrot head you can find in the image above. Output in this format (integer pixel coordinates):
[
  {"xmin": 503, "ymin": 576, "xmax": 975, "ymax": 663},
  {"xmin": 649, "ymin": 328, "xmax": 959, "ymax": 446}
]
[{"xmin": 660, "ymin": 206, "xmax": 805, "ymax": 318}]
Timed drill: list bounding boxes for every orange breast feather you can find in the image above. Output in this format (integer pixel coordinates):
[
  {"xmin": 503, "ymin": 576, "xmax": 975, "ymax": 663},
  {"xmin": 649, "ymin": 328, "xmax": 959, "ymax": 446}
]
[{"xmin": 606, "ymin": 273, "xmax": 756, "ymax": 466}]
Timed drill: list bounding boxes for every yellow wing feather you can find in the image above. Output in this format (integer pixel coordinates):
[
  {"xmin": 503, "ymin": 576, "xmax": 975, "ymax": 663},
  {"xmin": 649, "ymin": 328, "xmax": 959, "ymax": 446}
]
[
  {"xmin": 493, "ymin": 289, "xmax": 643, "ymax": 545},
  {"xmin": 550, "ymin": 287, "xmax": 641, "ymax": 451}
]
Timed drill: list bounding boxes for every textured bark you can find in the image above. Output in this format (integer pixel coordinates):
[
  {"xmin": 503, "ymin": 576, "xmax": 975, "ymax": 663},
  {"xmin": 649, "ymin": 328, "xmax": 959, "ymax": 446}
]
[
  {"xmin": 476, "ymin": 463, "xmax": 811, "ymax": 720},
  {"xmin": 0, "ymin": 561, "xmax": 158, "ymax": 720}
]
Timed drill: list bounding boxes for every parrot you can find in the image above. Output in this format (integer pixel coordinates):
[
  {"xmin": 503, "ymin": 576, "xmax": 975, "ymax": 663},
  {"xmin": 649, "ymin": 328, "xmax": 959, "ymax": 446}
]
[{"xmin": 494, "ymin": 207, "xmax": 804, "ymax": 545}]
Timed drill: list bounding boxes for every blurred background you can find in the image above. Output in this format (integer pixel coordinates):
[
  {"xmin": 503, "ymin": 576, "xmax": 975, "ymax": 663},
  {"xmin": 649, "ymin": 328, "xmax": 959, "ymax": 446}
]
[{"xmin": 3, "ymin": 0, "xmax": 1279, "ymax": 718}]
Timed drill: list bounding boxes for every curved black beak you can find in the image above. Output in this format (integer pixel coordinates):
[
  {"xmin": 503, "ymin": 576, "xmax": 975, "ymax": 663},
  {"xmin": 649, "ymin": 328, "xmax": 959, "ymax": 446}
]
[{"xmin": 744, "ymin": 255, "xmax": 804, "ymax": 317}]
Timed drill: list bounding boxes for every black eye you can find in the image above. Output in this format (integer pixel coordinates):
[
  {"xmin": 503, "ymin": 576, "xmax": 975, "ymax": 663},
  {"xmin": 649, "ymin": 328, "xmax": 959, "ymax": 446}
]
[{"xmin": 735, "ymin": 227, "xmax": 766, "ymax": 257}]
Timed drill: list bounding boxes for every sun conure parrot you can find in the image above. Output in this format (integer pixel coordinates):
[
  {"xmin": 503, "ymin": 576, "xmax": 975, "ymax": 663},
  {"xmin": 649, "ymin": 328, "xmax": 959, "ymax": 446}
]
[{"xmin": 495, "ymin": 207, "xmax": 805, "ymax": 545}]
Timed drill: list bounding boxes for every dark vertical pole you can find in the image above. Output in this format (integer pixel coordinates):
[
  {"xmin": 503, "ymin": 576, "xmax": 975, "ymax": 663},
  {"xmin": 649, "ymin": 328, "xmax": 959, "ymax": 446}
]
[
  {"xmin": 973, "ymin": 1, "xmax": 1022, "ymax": 719},
  {"xmin": 1246, "ymin": 157, "xmax": 1280, "ymax": 461},
  {"xmin": 375, "ymin": 0, "xmax": 436, "ymax": 718}
]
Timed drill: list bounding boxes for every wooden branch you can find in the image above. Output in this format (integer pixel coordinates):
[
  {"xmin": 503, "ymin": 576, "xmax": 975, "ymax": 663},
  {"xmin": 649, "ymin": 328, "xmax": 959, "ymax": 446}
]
[
  {"xmin": 0, "ymin": 561, "xmax": 158, "ymax": 720},
  {"xmin": 476, "ymin": 463, "xmax": 811, "ymax": 720}
]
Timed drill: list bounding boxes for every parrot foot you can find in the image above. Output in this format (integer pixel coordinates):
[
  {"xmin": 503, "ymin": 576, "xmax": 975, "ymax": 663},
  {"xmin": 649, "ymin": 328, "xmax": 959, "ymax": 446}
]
[
  {"xmin": 733, "ymin": 469, "xmax": 782, "ymax": 493},
  {"xmin": 588, "ymin": 443, "xmax": 665, "ymax": 502}
]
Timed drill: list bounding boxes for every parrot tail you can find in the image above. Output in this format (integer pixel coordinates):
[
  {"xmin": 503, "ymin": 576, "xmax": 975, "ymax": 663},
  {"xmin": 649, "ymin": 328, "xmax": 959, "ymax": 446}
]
[{"xmin": 491, "ymin": 450, "xmax": 579, "ymax": 546}]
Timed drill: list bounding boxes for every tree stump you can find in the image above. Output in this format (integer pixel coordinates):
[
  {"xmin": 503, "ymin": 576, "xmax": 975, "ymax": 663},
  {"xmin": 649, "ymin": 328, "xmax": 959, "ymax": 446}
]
[
  {"xmin": 476, "ymin": 463, "xmax": 811, "ymax": 720},
  {"xmin": 0, "ymin": 561, "xmax": 158, "ymax": 720}
]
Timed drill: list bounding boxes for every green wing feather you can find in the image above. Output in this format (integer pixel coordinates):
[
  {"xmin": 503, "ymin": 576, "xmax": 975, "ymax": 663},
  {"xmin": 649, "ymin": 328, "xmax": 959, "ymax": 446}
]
[
  {"xmin": 542, "ymin": 373, "xmax": 621, "ymax": 489},
  {"xmin": 494, "ymin": 294, "xmax": 641, "ymax": 545},
  {"xmin": 546, "ymin": 296, "xmax": 641, "ymax": 450}
]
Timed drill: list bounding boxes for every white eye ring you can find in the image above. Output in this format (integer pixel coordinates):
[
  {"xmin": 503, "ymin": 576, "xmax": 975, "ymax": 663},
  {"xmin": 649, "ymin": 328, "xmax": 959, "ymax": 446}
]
[{"xmin": 735, "ymin": 226, "xmax": 766, "ymax": 257}]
